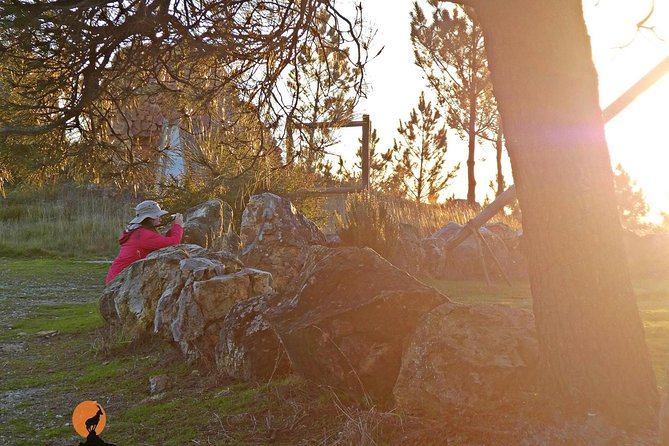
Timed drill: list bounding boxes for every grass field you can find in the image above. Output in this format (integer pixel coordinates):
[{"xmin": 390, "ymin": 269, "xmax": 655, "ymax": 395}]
[
  {"xmin": 1, "ymin": 258, "xmax": 668, "ymax": 445},
  {"xmin": 0, "ymin": 185, "xmax": 133, "ymax": 259}
]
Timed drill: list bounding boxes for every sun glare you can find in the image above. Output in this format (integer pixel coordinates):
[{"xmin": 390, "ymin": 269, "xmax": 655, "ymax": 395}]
[{"xmin": 584, "ymin": 0, "xmax": 669, "ymax": 221}]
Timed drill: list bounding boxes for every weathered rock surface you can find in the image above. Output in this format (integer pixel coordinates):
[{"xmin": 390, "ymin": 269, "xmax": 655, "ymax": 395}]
[
  {"xmin": 152, "ymin": 256, "xmax": 226, "ymax": 340},
  {"xmin": 393, "ymin": 303, "xmax": 538, "ymax": 416},
  {"xmin": 215, "ymin": 292, "xmax": 291, "ymax": 382},
  {"xmin": 484, "ymin": 222, "xmax": 527, "ymax": 279},
  {"xmin": 149, "ymin": 374, "xmax": 172, "ymax": 394},
  {"xmin": 100, "ymin": 244, "xmax": 270, "ymax": 364},
  {"xmin": 387, "ymin": 223, "xmax": 422, "ymax": 276},
  {"xmin": 170, "ymin": 268, "xmax": 273, "ymax": 363},
  {"xmin": 100, "ymin": 244, "xmax": 211, "ymax": 337},
  {"xmin": 268, "ymin": 245, "xmax": 448, "ymax": 402},
  {"xmin": 421, "ymin": 222, "xmax": 516, "ymax": 280},
  {"xmin": 240, "ymin": 193, "xmax": 326, "ymax": 292},
  {"xmin": 182, "ymin": 199, "xmax": 240, "ymax": 255},
  {"xmin": 485, "ymin": 222, "xmax": 521, "ymax": 251}
]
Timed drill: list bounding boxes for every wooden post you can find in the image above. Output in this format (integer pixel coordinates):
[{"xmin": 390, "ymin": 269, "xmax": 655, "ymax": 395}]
[
  {"xmin": 444, "ymin": 185, "xmax": 517, "ymax": 252},
  {"xmin": 471, "ymin": 225, "xmax": 492, "ymax": 287},
  {"xmin": 293, "ymin": 115, "xmax": 372, "ymax": 193},
  {"xmin": 361, "ymin": 114, "xmax": 370, "ymax": 189}
]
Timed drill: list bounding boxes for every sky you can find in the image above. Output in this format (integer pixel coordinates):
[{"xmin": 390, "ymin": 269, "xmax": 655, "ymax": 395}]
[{"xmin": 328, "ymin": 0, "xmax": 669, "ymax": 221}]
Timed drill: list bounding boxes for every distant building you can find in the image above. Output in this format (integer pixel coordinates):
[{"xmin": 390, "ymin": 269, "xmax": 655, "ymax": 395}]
[{"xmin": 109, "ymin": 93, "xmax": 204, "ymax": 185}]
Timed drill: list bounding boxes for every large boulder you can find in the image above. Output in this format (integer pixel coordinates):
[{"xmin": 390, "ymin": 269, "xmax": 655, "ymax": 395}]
[
  {"xmin": 484, "ymin": 222, "xmax": 527, "ymax": 279},
  {"xmin": 386, "ymin": 223, "xmax": 422, "ymax": 276},
  {"xmin": 182, "ymin": 199, "xmax": 240, "ymax": 255},
  {"xmin": 268, "ymin": 246, "xmax": 448, "ymax": 402},
  {"xmin": 100, "ymin": 244, "xmax": 229, "ymax": 337},
  {"xmin": 485, "ymin": 222, "xmax": 521, "ymax": 251},
  {"xmin": 215, "ymin": 292, "xmax": 291, "ymax": 382},
  {"xmin": 151, "ymin": 256, "xmax": 227, "ymax": 355},
  {"xmin": 421, "ymin": 222, "xmax": 515, "ymax": 280},
  {"xmin": 417, "ymin": 236, "xmax": 448, "ymax": 278},
  {"xmin": 393, "ymin": 303, "xmax": 538, "ymax": 416},
  {"xmin": 100, "ymin": 244, "xmax": 260, "ymax": 364},
  {"xmin": 168, "ymin": 268, "xmax": 273, "ymax": 364},
  {"xmin": 240, "ymin": 193, "xmax": 327, "ymax": 292}
]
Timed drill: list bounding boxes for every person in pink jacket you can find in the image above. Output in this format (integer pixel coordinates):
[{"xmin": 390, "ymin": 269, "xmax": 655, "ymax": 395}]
[{"xmin": 106, "ymin": 200, "xmax": 184, "ymax": 284}]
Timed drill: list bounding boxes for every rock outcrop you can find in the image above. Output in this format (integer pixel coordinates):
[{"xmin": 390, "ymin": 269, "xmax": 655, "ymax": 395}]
[
  {"xmin": 215, "ymin": 292, "xmax": 291, "ymax": 382},
  {"xmin": 268, "ymin": 245, "xmax": 448, "ymax": 402},
  {"xmin": 420, "ymin": 222, "xmax": 518, "ymax": 280},
  {"xmin": 393, "ymin": 303, "xmax": 538, "ymax": 416},
  {"xmin": 101, "ymin": 244, "xmax": 270, "ymax": 364},
  {"xmin": 387, "ymin": 223, "xmax": 422, "ymax": 276},
  {"xmin": 100, "ymin": 245, "xmax": 223, "ymax": 337},
  {"xmin": 240, "ymin": 193, "xmax": 327, "ymax": 292},
  {"xmin": 182, "ymin": 199, "xmax": 240, "ymax": 255},
  {"xmin": 169, "ymin": 268, "xmax": 273, "ymax": 363}
]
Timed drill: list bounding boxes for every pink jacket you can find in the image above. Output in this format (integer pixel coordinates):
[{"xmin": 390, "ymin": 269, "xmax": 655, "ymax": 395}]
[{"xmin": 105, "ymin": 224, "xmax": 183, "ymax": 284}]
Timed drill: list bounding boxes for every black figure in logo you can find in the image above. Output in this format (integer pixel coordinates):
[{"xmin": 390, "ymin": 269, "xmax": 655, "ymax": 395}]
[
  {"xmin": 78, "ymin": 405, "xmax": 116, "ymax": 446},
  {"xmin": 85, "ymin": 405, "xmax": 104, "ymax": 434}
]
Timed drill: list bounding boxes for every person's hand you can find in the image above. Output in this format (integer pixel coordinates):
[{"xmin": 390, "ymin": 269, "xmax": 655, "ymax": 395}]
[{"xmin": 173, "ymin": 213, "xmax": 184, "ymax": 226}]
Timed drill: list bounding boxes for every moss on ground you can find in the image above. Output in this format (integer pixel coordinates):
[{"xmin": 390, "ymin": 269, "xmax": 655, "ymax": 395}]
[{"xmin": 6, "ymin": 303, "xmax": 102, "ymax": 338}]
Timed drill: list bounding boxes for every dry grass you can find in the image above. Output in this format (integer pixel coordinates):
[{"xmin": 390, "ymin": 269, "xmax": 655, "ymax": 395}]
[
  {"xmin": 335, "ymin": 191, "xmax": 521, "ymax": 254},
  {"xmin": 382, "ymin": 195, "xmax": 520, "ymax": 238},
  {"xmin": 0, "ymin": 184, "xmax": 133, "ymax": 258}
]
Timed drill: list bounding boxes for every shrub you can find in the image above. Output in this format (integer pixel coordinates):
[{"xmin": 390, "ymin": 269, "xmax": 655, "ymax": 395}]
[
  {"xmin": 336, "ymin": 191, "xmax": 400, "ymax": 257},
  {"xmin": 336, "ymin": 191, "xmax": 521, "ymax": 257}
]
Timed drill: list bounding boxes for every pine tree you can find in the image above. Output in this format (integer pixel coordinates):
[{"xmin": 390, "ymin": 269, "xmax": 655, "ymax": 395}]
[
  {"xmin": 487, "ymin": 118, "xmax": 506, "ymax": 197},
  {"xmin": 390, "ymin": 92, "xmax": 459, "ymax": 204},
  {"xmin": 286, "ymin": 10, "xmax": 362, "ymax": 178},
  {"xmin": 338, "ymin": 126, "xmax": 394, "ymax": 191},
  {"xmin": 411, "ymin": 3, "xmax": 499, "ymax": 204},
  {"xmin": 614, "ymin": 163, "xmax": 649, "ymax": 232},
  {"xmin": 473, "ymin": 0, "xmax": 658, "ymax": 423}
]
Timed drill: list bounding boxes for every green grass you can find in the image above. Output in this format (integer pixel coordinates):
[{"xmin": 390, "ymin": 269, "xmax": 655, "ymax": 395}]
[
  {"xmin": 0, "ymin": 370, "xmax": 70, "ymax": 391},
  {"xmin": 429, "ymin": 277, "xmax": 669, "ymax": 387},
  {"xmin": 426, "ymin": 278, "xmax": 532, "ymax": 307},
  {"xmin": 0, "ymin": 257, "xmax": 109, "ymax": 282},
  {"xmin": 6, "ymin": 418, "xmax": 32, "ymax": 435},
  {"xmin": 77, "ymin": 357, "xmax": 138, "ymax": 386},
  {"xmin": 7, "ymin": 303, "xmax": 102, "ymax": 336},
  {"xmin": 112, "ymin": 385, "xmax": 260, "ymax": 445}
]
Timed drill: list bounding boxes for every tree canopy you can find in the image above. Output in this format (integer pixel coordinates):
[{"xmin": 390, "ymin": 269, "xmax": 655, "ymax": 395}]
[
  {"xmin": 390, "ymin": 92, "xmax": 459, "ymax": 203},
  {"xmin": 411, "ymin": 2, "xmax": 498, "ymax": 204},
  {"xmin": 0, "ymin": 0, "xmax": 370, "ymax": 184}
]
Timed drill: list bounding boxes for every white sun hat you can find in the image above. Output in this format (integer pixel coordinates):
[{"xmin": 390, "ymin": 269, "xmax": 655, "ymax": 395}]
[{"xmin": 128, "ymin": 200, "xmax": 169, "ymax": 225}]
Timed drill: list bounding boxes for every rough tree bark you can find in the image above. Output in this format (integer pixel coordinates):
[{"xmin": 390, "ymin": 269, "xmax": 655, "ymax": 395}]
[
  {"xmin": 455, "ymin": 0, "xmax": 658, "ymax": 426},
  {"xmin": 495, "ymin": 121, "xmax": 505, "ymax": 196},
  {"xmin": 467, "ymin": 87, "xmax": 478, "ymax": 204}
]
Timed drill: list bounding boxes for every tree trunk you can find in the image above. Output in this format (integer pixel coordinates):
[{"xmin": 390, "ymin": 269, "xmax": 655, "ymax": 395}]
[
  {"xmin": 495, "ymin": 120, "xmax": 504, "ymax": 196},
  {"xmin": 466, "ymin": 87, "xmax": 477, "ymax": 204},
  {"xmin": 470, "ymin": 0, "xmax": 658, "ymax": 426}
]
